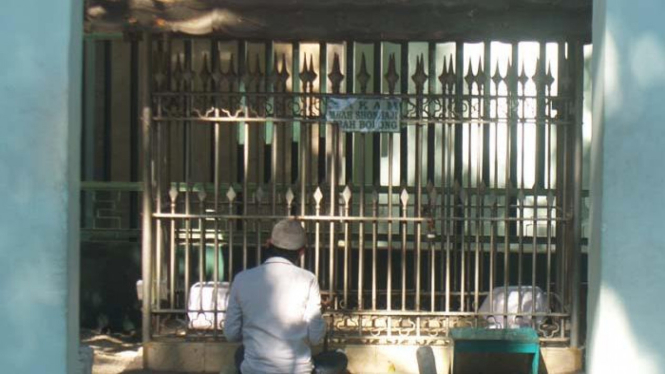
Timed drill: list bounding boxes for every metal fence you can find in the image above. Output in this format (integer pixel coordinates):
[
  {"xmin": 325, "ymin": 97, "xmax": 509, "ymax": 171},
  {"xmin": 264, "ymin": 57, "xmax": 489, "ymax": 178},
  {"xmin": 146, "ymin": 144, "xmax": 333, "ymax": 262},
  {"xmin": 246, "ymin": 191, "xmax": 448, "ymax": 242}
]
[{"xmin": 142, "ymin": 37, "xmax": 584, "ymax": 346}]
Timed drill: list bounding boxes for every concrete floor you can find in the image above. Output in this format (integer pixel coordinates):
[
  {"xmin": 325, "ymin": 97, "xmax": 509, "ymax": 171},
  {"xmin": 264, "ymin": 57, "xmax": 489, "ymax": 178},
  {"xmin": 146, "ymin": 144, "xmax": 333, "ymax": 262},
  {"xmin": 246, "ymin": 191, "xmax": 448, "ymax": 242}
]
[
  {"xmin": 82, "ymin": 331, "xmax": 218, "ymax": 374},
  {"xmin": 84, "ymin": 331, "xmax": 585, "ymax": 374}
]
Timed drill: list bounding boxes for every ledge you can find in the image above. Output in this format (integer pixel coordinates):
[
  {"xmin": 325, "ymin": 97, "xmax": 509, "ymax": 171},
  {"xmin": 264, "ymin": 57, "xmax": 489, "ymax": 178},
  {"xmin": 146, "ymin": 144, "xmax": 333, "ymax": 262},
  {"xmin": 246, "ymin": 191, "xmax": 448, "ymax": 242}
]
[{"xmin": 86, "ymin": 0, "xmax": 591, "ymax": 42}]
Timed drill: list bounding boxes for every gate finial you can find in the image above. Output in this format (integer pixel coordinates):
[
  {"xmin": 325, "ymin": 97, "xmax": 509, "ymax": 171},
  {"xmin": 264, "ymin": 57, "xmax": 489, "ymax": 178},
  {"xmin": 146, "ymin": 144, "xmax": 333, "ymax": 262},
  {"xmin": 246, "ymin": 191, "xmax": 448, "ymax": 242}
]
[
  {"xmin": 384, "ymin": 54, "xmax": 399, "ymax": 94},
  {"xmin": 313, "ymin": 187, "xmax": 323, "ymax": 206},
  {"xmin": 200, "ymin": 53, "xmax": 212, "ymax": 87},
  {"xmin": 357, "ymin": 53, "xmax": 371, "ymax": 94},
  {"xmin": 342, "ymin": 185, "xmax": 352, "ymax": 205},
  {"xmin": 464, "ymin": 57, "xmax": 476, "ymax": 89},
  {"xmin": 475, "ymin": 58, "xmax": 486, "ymax": 89},
  {"xmin": 400, "ymin": 188, "xmax": 409, "ymax": 207},
  {"xmin": 518, "ymin": 62, "xmax": 529, "ymax": 87},
  {"xmin": 226, "ymin": 186, "xmax": 237, "ymax": 202},
  {"xmin": 411, "ymin": 55, "xmax": 428, "ymax": 93},
  {"xmin": 492, "ymin": 60, "xmax": 504, "ymax": 87},
  {"xmin": 328, "ymin": 53, "xmax": 344, "ymax": 94}
]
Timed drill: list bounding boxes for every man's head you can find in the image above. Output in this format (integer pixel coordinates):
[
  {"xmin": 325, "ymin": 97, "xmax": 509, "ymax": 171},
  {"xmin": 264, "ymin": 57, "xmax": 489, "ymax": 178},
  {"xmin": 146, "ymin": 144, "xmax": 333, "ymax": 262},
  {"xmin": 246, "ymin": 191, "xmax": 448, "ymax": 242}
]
[{"xmin": 266, "ymin": 219, "xmax": 306, "ymax": 263}]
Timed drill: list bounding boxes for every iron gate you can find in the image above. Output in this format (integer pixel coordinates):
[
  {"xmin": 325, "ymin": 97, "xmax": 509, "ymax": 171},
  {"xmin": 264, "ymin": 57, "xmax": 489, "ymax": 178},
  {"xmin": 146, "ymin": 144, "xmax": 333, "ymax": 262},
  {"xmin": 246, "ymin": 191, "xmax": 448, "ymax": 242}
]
[{"xmin": 141, "ymin": 37, "xmax": 584, "ymax": 347}]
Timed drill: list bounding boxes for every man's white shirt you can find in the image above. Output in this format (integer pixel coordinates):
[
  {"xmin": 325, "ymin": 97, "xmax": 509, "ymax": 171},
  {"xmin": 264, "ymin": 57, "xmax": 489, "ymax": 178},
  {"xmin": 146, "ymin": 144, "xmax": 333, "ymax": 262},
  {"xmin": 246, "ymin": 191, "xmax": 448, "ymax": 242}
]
[{"xmin": 224, "ymin": 257, "xmax": 326, "ymax": 374}]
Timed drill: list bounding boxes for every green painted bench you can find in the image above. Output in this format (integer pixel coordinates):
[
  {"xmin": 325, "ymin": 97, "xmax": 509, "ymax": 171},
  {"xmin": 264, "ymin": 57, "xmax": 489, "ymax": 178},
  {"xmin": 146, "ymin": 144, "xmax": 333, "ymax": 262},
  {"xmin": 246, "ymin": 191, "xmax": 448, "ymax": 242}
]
[{"xmin": 450, "ymin": 327, "xmax": 540, "ymax": 374}]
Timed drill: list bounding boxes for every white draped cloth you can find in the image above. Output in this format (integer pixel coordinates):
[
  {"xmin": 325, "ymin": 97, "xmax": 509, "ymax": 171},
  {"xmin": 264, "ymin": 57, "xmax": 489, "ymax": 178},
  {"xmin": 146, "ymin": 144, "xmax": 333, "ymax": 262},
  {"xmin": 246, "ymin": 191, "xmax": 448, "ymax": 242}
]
[{"xmin": 479, "ymin": 286, "xmax": 548, "ymax": 329}]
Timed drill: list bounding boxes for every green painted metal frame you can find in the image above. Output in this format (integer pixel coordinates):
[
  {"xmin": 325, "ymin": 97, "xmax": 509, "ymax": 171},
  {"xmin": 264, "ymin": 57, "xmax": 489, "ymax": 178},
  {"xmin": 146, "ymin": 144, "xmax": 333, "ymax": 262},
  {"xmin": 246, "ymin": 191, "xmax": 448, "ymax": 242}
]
[{"xmin": 450, "ymin": 327, "xmax": 540, "ymax": 374}]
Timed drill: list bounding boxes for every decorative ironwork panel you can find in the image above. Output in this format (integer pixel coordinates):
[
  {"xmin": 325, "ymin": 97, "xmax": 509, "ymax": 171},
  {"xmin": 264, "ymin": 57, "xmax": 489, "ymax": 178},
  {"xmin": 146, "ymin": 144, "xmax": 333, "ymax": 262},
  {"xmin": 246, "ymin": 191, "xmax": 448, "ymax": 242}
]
[{"xmin": 144, "ymin": 39, "xmax": 584, "ymax": 347}]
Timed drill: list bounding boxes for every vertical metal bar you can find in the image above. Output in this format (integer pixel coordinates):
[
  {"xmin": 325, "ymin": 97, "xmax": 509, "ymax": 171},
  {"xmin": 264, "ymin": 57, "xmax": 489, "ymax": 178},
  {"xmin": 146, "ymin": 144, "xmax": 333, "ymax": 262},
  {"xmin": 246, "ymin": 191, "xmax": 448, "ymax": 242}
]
[
  {"xmin": 427, "ymin": 42, "xmax": 437, "ymax": 312},
  {"xmin": 430, "ymin": 223, "xmax": 436, "ymax": 312},
  {"xmin": 482, "ymin": 42, "xmax": 491, "ymax": 186},
  {"xmin": 386, "ymin": 50, "xmax": 396, "ymax": 313},
  {"xmin": 155, "ymin": 43, "xmax": 164, "ymax": 310},
  {"xmin": 295, "ymin": 43, "xmax": 306, "ymax": 219},
  {"xmin": 372, "ymin": 193, "xmax": 378, "ymax": 311},
  {"xmin": 438, "ymin": 54, "xmax": 447, "ymax": 312},
  {"xmin": 467, "ymin": 56, "xmax": 476, "ymax": 316},
  {"xmin": 489, "ymin": 202, "xmax": 496, "ymax": 311},
  {"xmin": 546, "ymin": 193, "xmax": 553, "ymax": 313},
  {"xmin": 401, "ymin": 192, "xmax": 408, "ymax": 311},
  {"xmin": 545, "ymin": 45, "xmax": 554, "ymax": 313},
  {"xmin": 183, "ymin": 40, "xmax": 192, "ymax": 307},
  {"xmin": 209, "ymin": 40, "xmax": 217, "ymax": 182},
  {"xmin": 228, "ymin": 195, "xmax": 235, "ymax": 282},
  {"xmin": 266, "ymin": 43, "xmax": 277, "ymax": 217},
  {"xmin": 387, "ymin": 132, "xmax": 394, "ymax": 312},
  {"xmin": 256, "ymin": 208, "xmax": 262, "ymax": 266},
  {"xmin": 256, "ymin": 53, "xmax": 266, "ymax": 190},
  {"xmin": 357, "ymin": 48, "xmax": 368, "ymax": 310},
  {"xmin": 345, "ymin": 41, "xmax": 354, "ymax": 185},
  {"xmin": 444, "ymin": 53, "xmax": 454, "ymax": 313},
  {"xmin": 198, "ymin": 192, "xmax": 206, "ymax": 318},
  {"xmin": 387, "ymin": 147, "xmax": 394, "ymax": 326},
  {"xmin": 518, "ymin": 52, "xmax": 528, "ymax": 318},
  {"xmin": 482, "ymin": 41, "xmax": 492, "ymax": 312},
  {"xmin": 164, "ymin": 35, "xmax": 173, "ymax": 188},
  {"xmin": 400, "ymin": 42, "xmax": 409, "ymax": 185},
  {"xmin": 199, "ymin": 191, "xmax": 206, "ymax": 285},
  {"xmin": 399, "ymin": 42, "xmax": 409, "ymax": 313},
  {"xmin": 426, "ymin": 45, "xmax": 436, "ymax": 184},
  {"xmin": 297, "ymin": 44, "xmax": 309, "ymax": 269},
  {"xmin": 140, "ymin": 32, "xmax": 153, "ymax": 346},
  {"xmin": 130, "ymin": 39, "xmax": 140, "ymax": 229},
  {"xmin": 315, "ymin": 195, "xmax": 321, "ymax": 279},
  {"xmin": 169, "ymin": 190, "xmax": 177, "ymax": 308},
  {"xmin": 317, "ymin": 43, "xmax": 327, "ymax": 283},
  {"xmin": 489, "ymin": 43, "xmax": 498, "ymax": 311},
  {"xmin": 358, "ymin": 137, "xmax": 365, "ymax": 310},
  {"xmin": 373, "ymin": 41, "xmax": 382, "ymax": 186},
  {"xmin": 474, "ymin": 193, "xmax": 481, "ymax": 317},
  {"xmin": 462, "ymin": 70, "xmax": 470, "ymax": 313},
  {"xmin": 505, "ymin": 43, "xmax": 519, "ymax": 321},
  {"xmin": 239, "ymin": 41, "xmax": 249, "ymax": 271},
  {"xmin": 473, "ymin": 50, "xmax": 484, "ymax": 316},
  {"xmin": 532, "ymin": 42, "xmax": 546, "ymax": 320},
  {"xmin": 343, "ymin": 193, "xmax": 350, "ymax": 307},
  {"xmin": 212, "ymin": 39, "xmax": 222, "ymax": 337},
  {"xmin": 151, "ymin": 45, "xmax": 163, "ymax": 331},
  {"xmin": 229, "ymin": 45, "xmax": 240, "ymax": 282},
  {"xmin": 570, "ymin": 41, "xmax": 584, "ymax": 348},
  {"xmin": 455, "ymin": 42, "xmax": 465, "ymax": 312},
  {"xmin": 445, "ymin": 128, "xmax": 452, "ymax": 312},
  {"xmin": 328, "ymin": 125, "xmax": 337, "ymax": 303},
  {"xmin": 415, "ymin": 112, "xmax": 422, "ymax": 312},
  {"xmin": 327, "ymin": 49, "xmax": 338, "ymax": 302},
  {"xmin": 557, "ymin": 43, "xmax": 568, "ymax": 310},
  {"xmin": 213, "ymin": 168, "xmax": 220, "ymax": 333},
  {"xmin": 343, "ymin": 41, "xmax": 354, "ymax": 304},
  {"xmin": 253, "ymin": 43, "xmax": 265, "ymax": 264}
]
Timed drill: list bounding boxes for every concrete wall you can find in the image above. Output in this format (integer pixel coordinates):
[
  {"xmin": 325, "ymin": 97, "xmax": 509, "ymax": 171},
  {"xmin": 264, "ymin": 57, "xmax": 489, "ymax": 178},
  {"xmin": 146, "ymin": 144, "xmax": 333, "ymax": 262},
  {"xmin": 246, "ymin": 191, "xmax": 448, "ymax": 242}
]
[
  {"xmin": 146, "ymin": 341, "xmax": 582, "ymax": 374},
  {"xmin": 588, "ymin": 0, "xmax": 665, "ymax": 373},
  {"xmin": 0, "ymin": 0, "xmax": 82, "ymax": 373}
]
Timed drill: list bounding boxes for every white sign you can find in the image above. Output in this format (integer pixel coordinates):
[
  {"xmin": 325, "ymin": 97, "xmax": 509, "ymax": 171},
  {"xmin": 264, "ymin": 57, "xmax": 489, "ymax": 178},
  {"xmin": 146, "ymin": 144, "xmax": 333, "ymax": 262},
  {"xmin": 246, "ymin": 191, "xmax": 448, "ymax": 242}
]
[{"xmin": 326, "ymin": 97, "xmax": 401, "ymax": 133}]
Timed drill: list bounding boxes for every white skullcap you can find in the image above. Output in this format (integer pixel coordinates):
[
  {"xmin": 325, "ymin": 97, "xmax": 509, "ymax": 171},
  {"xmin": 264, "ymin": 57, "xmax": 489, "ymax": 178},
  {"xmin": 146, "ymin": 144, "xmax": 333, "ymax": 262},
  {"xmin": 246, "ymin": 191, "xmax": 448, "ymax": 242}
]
[{"xmin": 271, "ymin": 219, "xmax": 306, "ymax": 251}]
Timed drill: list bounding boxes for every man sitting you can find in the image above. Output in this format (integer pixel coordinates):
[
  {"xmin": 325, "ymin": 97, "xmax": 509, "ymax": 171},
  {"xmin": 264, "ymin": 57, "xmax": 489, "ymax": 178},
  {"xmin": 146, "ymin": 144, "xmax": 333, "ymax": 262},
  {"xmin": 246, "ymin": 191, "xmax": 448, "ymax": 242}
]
[{"xmin": 225, "ymin": 219, "xmax": 347, "ymax": 374}]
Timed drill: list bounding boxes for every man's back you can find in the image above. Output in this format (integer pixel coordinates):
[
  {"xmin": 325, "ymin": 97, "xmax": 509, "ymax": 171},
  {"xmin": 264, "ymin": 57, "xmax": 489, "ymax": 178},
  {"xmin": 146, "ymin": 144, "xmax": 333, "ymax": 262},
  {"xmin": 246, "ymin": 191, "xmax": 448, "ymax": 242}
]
[{"xmin": 224, "ymin": 257, "xmax": 326, "ymax": 374}]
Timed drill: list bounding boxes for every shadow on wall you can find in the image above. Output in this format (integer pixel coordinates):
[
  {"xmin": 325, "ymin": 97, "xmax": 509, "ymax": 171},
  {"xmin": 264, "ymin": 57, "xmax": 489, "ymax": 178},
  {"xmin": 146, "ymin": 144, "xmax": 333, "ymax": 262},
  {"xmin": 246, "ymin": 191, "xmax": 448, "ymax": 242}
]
[
  {"xmin": 588, "ymin": 1, "xmax": 665, "ymax": 373},
  {"xmin": 80, "ymin": 241, "xmax": 141, "ymax": 333}
]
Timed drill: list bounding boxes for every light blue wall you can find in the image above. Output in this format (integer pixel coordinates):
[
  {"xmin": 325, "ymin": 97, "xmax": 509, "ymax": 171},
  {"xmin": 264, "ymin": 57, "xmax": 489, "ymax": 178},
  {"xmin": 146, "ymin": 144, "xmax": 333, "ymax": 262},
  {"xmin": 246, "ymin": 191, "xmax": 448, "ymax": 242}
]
[
  {"xmin": 589, "ymin": 0, "xmax": 665, "ymax": 372},
  {"xmin": 0, "ymin": 1, "xmax": 81, "ymax": 373}
]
